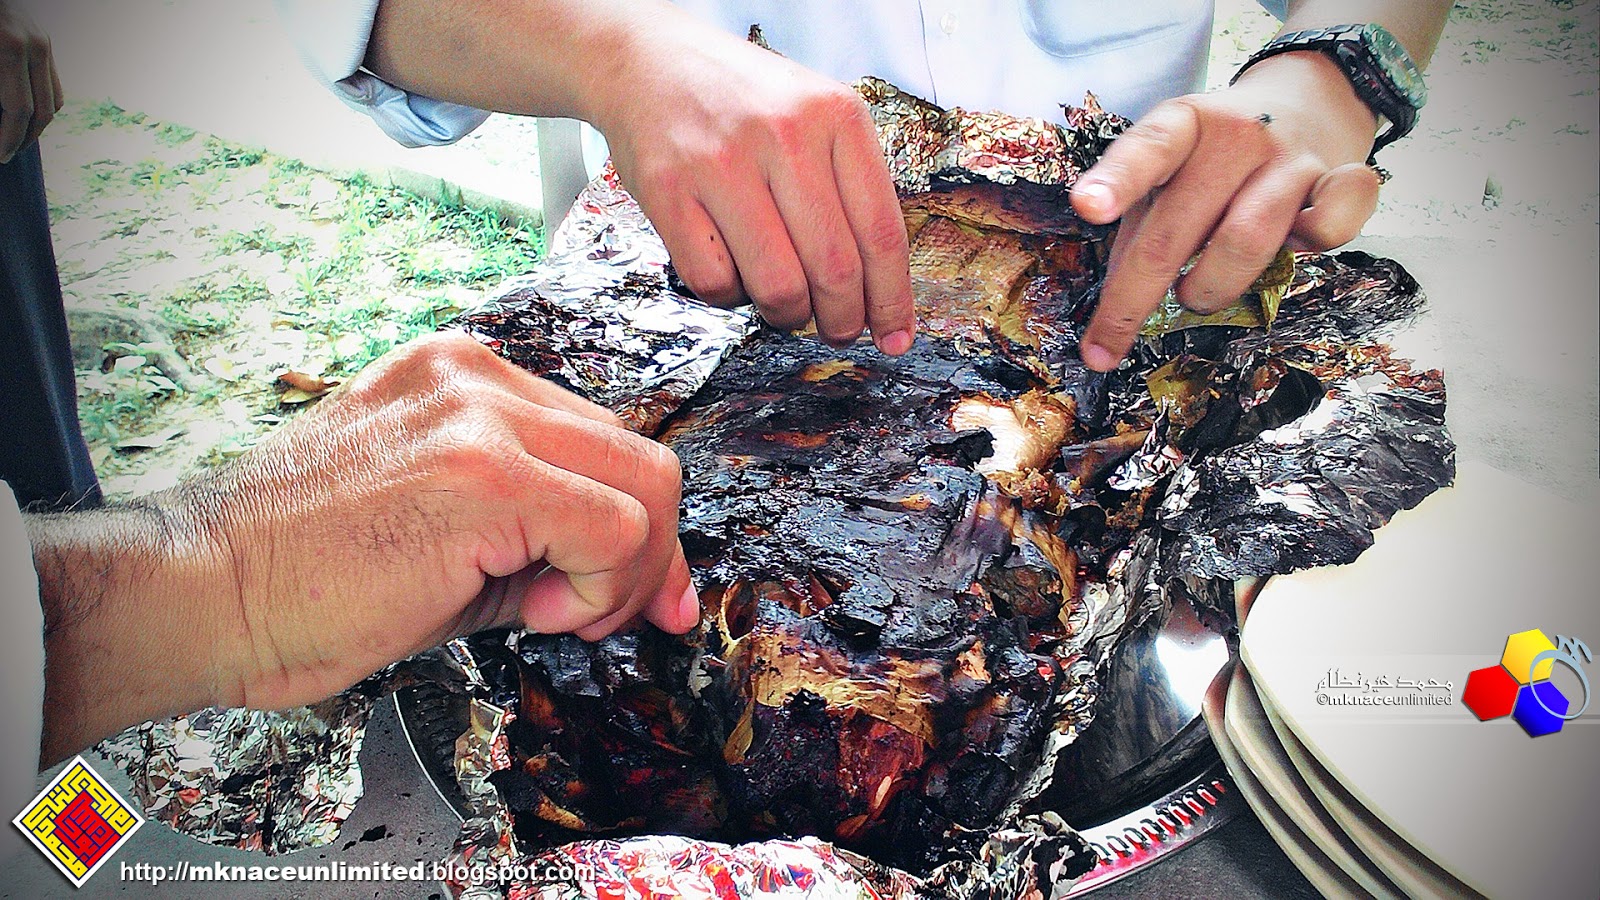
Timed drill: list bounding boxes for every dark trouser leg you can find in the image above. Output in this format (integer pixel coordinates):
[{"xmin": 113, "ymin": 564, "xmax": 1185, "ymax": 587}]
[{"xmin": 0, "ymin": 143, "xmax": 100, "ymax": 510}]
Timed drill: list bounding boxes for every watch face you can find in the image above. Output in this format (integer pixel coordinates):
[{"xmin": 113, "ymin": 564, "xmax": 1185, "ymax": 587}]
[{"xmin": 1362, "ymin": 23, "xmax": 1429, "ymax": 108}]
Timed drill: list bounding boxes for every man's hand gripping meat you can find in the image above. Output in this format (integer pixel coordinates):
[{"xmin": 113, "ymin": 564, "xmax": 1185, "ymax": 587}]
[{"xmin": 28, "ymin": 334, "xmax": 698, "ymax": 763}]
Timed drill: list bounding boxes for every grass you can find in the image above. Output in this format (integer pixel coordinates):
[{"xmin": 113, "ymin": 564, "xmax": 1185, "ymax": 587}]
[
  {"xmin": 49, "ymin": 100, "xmax": 546, "ymax": 495},
  {"xmin": 77, "ymin": 352, "xmax": 183, "ymax": 446},
  {"xmin": 212, "ymin": 224, "xmax": 314, "ymax": 260},
  {"xmin": 75, "ymin": 100, "xmax": 146, "ymax": 130},
  {"xmin": 1449, "ymin": 0, "xmax": 1599, "ymax": 70},
  {"xmin": 154, "ymin": 123, "xmax": 198, "ymax": 146},
  {"xmin": 337, "ymin": 173, "xmax": 543, "ymax": 287}
]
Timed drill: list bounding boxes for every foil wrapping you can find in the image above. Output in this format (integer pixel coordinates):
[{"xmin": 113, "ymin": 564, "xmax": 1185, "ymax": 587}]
[
  {"xmin": 1158, "ymin": 368, "xmax": 1452, "ymax": 578},
  {"xmin": 856, "ymin": 77, "xmax": 1129, "ymax": 194},
  {"xmin": 435, "ymin": 79, "xmax": 1453, "ymax": 899},
  {"xmin": 460, "ymin": 167, "xmax": 753, "ymax": 433},
  {"xmin": 1152, "ymin": 251, "xmax": 1453, "ymax": 579},
  {"xmin": 511, "ymin": 834, "xmax": 920, "ymax": 900},
  {"xmin": 96, "ymin": 670, "xmax": 393, "ymax": 853},
  {"xmin": 94, "ymin": 654, "xmax": 464, "ymax": 854},
  {"xmin": 443, "ymin": 681, "xmax": 1097, "ymax": 900},
  {"xmin": 93, "ymin": 58, "xmax": 1453, "ymax": 895}
]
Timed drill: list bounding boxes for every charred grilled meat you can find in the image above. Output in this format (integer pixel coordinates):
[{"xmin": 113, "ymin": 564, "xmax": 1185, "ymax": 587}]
[
  {"xmin": 453, "ymin": 81, "xmax": 1453, "ymax": 887},
  {"xmin": 470, "ymin": 167, "xmax": 1118, "ymax": 875}
]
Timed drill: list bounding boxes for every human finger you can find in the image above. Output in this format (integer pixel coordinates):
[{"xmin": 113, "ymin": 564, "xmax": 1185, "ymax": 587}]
[
  {"xmin": 0, "ymin": 55, "xmax": 33, "ymax": 163},
  {"xmin": 1288, "ymin": 163, "xmax": 1380, "ymax": 252},
  {"xmin": 1070, "ymin": 100, "xmax": 1202, "ymax": 225},
  {"xmin": 832, "ymin": 106, "xmax": 915, "ymax": 355},
  {"xmin": 1078, "ymin": 199, "xmax": 1146, "ymax": 370},
  {"xmin": 574, "ymin": 550, "xmax": 698, "ymax": 641},
  {"xmin": 643, "ymin": 186, "xmax": 745, "ymax": 308},
  {"xmin": 698, "ymin": 170, "xmax": 811, "ymax": 330},
  {"xmin": 641, "ymin": 552, "xmax": 701, "ymax": 635},
  {"xmin": 509, "ymin": 457, "xmax": 655, "ymax": 634},
  {"xmin": 1081, "ymin": 138, "xmax": 1267, "ymax": 370},
  {"xmin": 457, "ymin": 566, "xmax": 545, "ymax": 636},
  {"xmin": 24, "ymin": 40, "xmax": 54, "ymax": 148},
  {"xmin": 1176, "ymin": 157, "xmax": 1322, "ymax": 312},
  {"xmin": 496, "ymin": 394, "xmax": 688, "ymax": 635},
  {"xmin": 770, "ymin": 147, "xmax": 866, "ymax": 346}
]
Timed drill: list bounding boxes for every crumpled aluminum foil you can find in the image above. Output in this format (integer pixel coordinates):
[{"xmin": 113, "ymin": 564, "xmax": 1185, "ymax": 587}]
[
  {"xmin": 857, "ymin": 77, "xmax": 1128, "ymax": 194},
  {"xmin": 438, "ymin": 144, "xmax": 1125, "ymax": 894},
  {"xmin": 443, "ymin": 678, "xmax": 1098, "ymax": 900},
  {"xmin": 460, "ymin": 166, "xmax": 753, "ymax": 433},
  {"xmin": 1150, "ymin": 251, "xmax": 1453, "ymax": 578},
  {"xmin": 92, "ymin": 55, "xmax": 1452, "ymax": 893},
  {"xmin": 1158, "ymin": 370, "xmax": 1452, "ymax": 579},
  {"xmin": 1107, "ymin": 410, "xmax": 1183, "ymax": 493},
  {"xmin": 433, "ymin": 76, "xmax": 1452, "ymax": 898},
  {"xmin": 94, "ymin": 654, "xmax": 463, "ymax": 854},
  {"xmin": 96, "ymin": 670, "xmax": 393, "ymax": 853},
  {"xmin": 460, "ymin": 806, "xmax": 925, "ymax": 900}
]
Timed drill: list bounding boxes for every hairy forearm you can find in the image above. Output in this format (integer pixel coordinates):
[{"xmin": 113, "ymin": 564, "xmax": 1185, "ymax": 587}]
[
  {"xmin": 1284, "ymin": 0, "xmax": 1452, "ymax": 67},
  {"xmin": 362, "ymin": 0, "xmax": 682, "ymax": 130},
  {"xmin": 28, "ymin": 498, "xmax": 227, "ymax": 765}
]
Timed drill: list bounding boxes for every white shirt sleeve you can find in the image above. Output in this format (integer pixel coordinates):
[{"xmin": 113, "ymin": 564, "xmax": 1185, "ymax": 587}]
[
  {"xmin": 0, "ymin": 483, "xmax": 44, "ymax": 863},
  {"xmin": 1256, "ymin": 0, "xmax": 1289, "ymax": 20},
  {"xmin": 272, "ymin": 0, "xmax": 491, "ymax": 148}
]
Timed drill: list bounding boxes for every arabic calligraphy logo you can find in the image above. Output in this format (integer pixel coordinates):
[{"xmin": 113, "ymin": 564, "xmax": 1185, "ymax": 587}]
[
  {"xmin": 12, "ymin": 756, "xmax": 143, "ymax": 886},
  {"xmin": 1461, "ymin": 629, "xmax": 1592, "ymax": 738},
  {"xmin": 1313, "ymin": 668, "xmax": 1454, "ymax": 708}
]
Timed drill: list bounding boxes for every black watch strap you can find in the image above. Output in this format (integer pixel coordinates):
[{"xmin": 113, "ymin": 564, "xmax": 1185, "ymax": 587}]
[{"xmin": 1232, "ymin": 24, "xmax": 1428, "ymax": 156}]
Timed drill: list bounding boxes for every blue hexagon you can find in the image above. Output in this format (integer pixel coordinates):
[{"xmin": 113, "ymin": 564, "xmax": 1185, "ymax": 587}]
[{"xmin": 1512, "ymin": 681, "xmax": 1569, "ymax": 737}]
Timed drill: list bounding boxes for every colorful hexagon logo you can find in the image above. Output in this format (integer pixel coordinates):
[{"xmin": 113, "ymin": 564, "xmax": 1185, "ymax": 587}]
[{"xmin": 1467, "ymin": 629, "xmax": 1591, "ymax": 738}]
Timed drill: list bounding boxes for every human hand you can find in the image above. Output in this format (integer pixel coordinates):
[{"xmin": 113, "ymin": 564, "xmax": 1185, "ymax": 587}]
[
  {"xmin": 199, "ymin": 332, "xmax": 699, "ymax": 709},
  {"xmin": 1070, "ymin": 51, "xmax": 1382, "ymax": 371},
  {"xmin": 31, "ymin": 333, "xmax": 698, "ymax": 759},
  {"xmin": 587, "ymin": 12, "xmax": 916, "ymax": 354},
  {"xmin": 0, "ymin": 0, "xmax": 61, "ymax": 164}
]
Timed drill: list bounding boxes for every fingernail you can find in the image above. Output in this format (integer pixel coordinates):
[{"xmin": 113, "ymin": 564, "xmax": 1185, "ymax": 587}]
[
  {"xmin": 1082, "ymin": 342, "xmax": 1120, "ymax": 372},
  {"xmin": 678, "ymin": 583, "xmax": 702, "ymax": 629},
  {"xmin": 878, "ymin": 329, "xmax": 914, "ymax": 356},
  {"xmin": 1073, "ymin": 181, "xmax": 1114, "ymax": 215}
]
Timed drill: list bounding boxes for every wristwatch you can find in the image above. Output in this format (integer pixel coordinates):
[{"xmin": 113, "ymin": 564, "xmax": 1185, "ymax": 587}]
[{"xmin": 1232, "ymin": 23, "xmax": 1428, "ymax": 156}]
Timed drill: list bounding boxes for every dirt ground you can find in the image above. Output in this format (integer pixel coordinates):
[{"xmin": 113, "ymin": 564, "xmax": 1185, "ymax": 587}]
[{"xmin": 38, "ymin": 0, "xmax": 1598, "ymax": 501}]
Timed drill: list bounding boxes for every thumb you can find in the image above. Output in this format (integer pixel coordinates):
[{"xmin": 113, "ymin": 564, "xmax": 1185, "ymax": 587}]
[{"xmin": 1287, "ymin": 162, "xmax": 1381, "ymax": 252}]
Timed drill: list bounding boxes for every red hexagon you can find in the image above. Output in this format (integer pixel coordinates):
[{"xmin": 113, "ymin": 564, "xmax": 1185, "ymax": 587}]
[{"xmin": 1462, "ymin": 665, "xmax": 1519, "ymax": 720}]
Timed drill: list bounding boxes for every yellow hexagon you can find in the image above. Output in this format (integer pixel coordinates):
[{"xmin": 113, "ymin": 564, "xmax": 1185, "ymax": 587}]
[{"xmin": 1501, "ymin": 629, "xmax": 1557, "ymax": 684}]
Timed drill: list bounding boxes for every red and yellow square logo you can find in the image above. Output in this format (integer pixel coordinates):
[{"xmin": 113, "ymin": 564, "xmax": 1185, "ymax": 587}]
[{"xmin": 12, "ymin": 756, "xmax": 143, "ymax": 886}]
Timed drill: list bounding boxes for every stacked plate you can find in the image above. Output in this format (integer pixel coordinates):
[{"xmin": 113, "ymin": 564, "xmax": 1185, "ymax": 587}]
[{"xmin": 1203, "ymin": 463, "xmax": 1600, "ymax": 899}]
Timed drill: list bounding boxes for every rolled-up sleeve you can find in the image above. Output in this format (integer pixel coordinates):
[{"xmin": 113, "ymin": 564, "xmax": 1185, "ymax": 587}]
[
  {"xmin": 273, "ymin": 0, "xmax": 492, "ymax": 147},
  {"xmin": 0, "ymin": 483, "xmax": 44, "ymax": 862}
]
